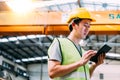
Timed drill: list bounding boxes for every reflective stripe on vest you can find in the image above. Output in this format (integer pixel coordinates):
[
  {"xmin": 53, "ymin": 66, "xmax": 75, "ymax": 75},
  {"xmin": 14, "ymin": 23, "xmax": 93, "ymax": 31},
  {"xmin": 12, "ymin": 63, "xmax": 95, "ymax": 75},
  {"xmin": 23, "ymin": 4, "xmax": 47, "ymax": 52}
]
[
  {"xmin": 53, "ymin": 38, "xmax": 90, "ymax": 80},
  {"xmin": 60, "ymin": 71, "xmax": 90, "ymax": 80}
]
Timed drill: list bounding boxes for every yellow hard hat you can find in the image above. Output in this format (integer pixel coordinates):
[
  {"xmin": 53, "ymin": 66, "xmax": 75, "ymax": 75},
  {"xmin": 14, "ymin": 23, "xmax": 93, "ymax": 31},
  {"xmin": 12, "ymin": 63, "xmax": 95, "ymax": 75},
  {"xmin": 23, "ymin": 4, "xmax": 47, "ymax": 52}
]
[{"xmin": 67, "ymin": 8, "xmax": 96, "ymax": 23}]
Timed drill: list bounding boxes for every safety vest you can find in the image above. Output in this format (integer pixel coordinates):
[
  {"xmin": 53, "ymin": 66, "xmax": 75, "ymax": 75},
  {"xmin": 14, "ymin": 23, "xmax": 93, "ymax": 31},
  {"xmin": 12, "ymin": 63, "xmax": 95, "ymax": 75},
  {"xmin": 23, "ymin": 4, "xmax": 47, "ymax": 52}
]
[{"xmin": 49, "ymin": 38, "xmax": 90, "ymax": 80}]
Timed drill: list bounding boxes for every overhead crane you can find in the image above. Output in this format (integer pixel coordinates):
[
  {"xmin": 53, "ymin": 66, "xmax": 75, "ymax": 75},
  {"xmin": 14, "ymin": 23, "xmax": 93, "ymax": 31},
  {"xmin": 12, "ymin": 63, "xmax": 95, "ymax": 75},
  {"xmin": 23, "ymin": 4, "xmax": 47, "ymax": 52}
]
[{"xmin": 0, "ymin": 10, "xmax": 120, "ymax": 36}]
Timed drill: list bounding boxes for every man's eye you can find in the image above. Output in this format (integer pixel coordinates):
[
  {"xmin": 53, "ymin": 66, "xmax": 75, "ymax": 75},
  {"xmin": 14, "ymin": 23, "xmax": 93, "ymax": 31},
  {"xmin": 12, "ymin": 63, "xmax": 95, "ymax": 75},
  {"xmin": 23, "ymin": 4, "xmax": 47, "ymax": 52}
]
[{"xmin": 84, "ymin": 24, "xmax": 90, "ymax": 28}]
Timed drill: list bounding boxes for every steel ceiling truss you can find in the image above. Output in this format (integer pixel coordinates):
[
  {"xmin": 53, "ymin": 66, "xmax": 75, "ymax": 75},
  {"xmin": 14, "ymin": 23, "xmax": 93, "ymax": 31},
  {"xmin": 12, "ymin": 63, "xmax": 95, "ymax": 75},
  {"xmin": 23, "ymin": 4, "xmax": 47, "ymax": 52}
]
[{"xmin": 0, "ymin": 34, "xmax": 120, "ymax": 65}]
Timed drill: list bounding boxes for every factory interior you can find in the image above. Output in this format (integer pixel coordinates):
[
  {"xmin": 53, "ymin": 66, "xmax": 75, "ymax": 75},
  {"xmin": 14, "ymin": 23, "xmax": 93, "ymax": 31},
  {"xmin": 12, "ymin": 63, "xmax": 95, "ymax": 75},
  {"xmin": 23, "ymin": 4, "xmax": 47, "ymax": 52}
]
[{"xmin": 0, "ymin": 0, "xmax": 120, "ymax": 80}]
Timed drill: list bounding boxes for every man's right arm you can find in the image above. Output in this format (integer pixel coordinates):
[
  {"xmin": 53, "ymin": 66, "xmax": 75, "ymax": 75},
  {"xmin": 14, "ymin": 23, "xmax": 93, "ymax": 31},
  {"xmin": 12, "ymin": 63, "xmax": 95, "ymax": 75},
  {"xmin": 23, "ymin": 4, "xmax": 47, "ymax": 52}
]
[{"xmin": 48, "ymin": 48, "xmax": 96, "ymax": 79}]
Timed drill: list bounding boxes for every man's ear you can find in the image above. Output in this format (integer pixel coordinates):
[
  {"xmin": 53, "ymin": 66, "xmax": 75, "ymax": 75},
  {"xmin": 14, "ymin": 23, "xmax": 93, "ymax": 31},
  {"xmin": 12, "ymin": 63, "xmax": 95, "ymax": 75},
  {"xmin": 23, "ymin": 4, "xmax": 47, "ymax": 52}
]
[
  {"xmin": 72, "ymin": 22, "xmax": 78, "ymax": 30},
  {"xmin": 72, "ymin": 22, "xmax": 75, "ymax": 27}
]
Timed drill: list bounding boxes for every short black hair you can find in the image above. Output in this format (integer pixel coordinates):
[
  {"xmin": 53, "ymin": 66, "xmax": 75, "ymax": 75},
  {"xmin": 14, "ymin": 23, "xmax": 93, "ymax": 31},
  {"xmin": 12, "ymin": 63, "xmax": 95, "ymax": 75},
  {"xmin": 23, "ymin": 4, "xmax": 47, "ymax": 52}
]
[{"xmin": 68, "ymin": 18, "xmax": 82, "ymax": 31}]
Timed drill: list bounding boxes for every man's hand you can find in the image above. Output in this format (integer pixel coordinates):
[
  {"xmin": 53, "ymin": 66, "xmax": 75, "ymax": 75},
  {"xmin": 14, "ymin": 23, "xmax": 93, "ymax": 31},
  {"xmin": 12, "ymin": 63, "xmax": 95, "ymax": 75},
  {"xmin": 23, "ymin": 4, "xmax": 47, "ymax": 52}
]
[
  {"xmin": 80, "ymin": 50, "xmax": 96, "ymax": 66},
  {"xmin": 89, "ymin": 53, "xmax": 105, "ymax": 77},
  {"xmin": 96, "ymin": 53, "xmax": 105, "ymax": 66}
]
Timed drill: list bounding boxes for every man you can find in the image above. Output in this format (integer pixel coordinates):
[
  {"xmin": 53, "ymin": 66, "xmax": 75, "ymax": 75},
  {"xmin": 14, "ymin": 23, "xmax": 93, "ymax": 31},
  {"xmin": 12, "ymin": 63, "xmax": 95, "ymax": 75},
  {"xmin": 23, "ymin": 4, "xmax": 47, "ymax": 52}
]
[{"xmin": 48, "ymin": 8, "xmax": 105, "ymax": 80}]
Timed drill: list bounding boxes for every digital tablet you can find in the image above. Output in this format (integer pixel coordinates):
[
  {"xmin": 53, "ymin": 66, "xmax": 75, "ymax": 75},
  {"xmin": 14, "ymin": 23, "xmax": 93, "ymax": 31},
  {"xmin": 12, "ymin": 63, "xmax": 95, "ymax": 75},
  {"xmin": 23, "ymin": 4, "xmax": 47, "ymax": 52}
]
[{"xmin": 90, "ymin": 44, "xmax": 112, "ymax": 63}]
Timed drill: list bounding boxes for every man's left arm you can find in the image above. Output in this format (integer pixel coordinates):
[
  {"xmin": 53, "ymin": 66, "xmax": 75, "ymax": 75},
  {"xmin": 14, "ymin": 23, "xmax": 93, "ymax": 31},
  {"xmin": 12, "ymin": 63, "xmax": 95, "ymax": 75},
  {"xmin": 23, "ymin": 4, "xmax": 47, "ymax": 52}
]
[{"xmin": 89, "ymin": 53, "xmax": 105, "ymax": 77}]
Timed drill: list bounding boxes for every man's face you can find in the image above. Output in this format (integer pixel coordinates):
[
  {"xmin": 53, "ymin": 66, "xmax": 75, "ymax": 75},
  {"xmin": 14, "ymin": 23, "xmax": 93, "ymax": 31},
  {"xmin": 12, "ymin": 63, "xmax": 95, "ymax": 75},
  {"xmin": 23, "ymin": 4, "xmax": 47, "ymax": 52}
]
[{"xmin": 75, "ymin": 19, "xmax": 91, "ymax": 39}]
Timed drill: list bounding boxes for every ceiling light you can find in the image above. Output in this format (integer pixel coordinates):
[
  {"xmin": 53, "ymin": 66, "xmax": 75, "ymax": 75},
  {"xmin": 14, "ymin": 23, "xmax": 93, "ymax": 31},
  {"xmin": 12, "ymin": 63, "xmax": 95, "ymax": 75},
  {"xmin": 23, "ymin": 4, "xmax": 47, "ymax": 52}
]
[
  {"xmin": 0, "ymin": 38, "xmax": 8, "ymax": 42},
  {"xmin": 17, "ymin": 36, "xmax": 27, "ymax": 40},
  {"xmin": 6, "ymin": 0, "xmax": 33, "ymax": 14},
  {"xmin": 22, "ymin": 59, "xmax": 28, "ymax": 62},
  {"xmin": 8, "ymin": 37, "xmax": 17, "ymax": 41}
]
